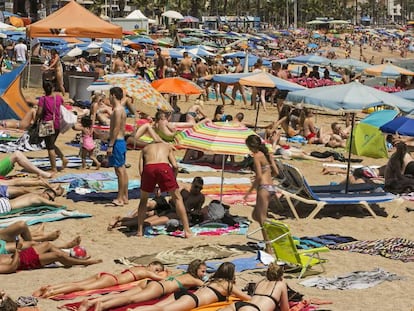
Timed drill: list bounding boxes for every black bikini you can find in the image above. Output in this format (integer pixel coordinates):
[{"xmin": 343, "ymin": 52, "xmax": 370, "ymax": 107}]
[
  {"xmin": 174, "ymin": 288, "xmax": 200, "ymax": 308},
  {"xmin": 206, "ymin": 285, "xmax": 227, "ymax": 302},
  {"xmin": 252, "ymin": 281, "xmax": 280, "ymax": 310},
  {"xmin": 234, "ymin": 301, "xmax": 261, "ymax": 311}
]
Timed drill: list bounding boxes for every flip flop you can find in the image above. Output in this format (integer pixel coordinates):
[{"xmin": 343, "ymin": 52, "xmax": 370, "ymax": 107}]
[{"xmin": 105, "ymin": 200, "xmax": 124, "ymax": 207}]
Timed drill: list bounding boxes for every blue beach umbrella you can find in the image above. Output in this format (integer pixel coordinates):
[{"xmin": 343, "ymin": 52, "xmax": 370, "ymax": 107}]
[
  {"xmin": 329, "ymin": 58, "xmax": 372, "ymax": 72},
  {"xmin": 394, "ymin": 89, "xmax": 414, "ymax": 101},
  {"xmin": 287, "ymin": 54, "xmax": 330, "ymax": 65},
  {"xmin": 380, "ymin": 116, "xmax": 414, "ymax": 136},
  {"xmin": 361, "ymin": 109, "xmax": 399, "ymax": 128}
]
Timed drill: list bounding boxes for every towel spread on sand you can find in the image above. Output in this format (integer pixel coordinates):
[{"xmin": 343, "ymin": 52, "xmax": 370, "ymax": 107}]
[
  {"xmin": 50, "ymin": 172, "xmax": 118, "ymax": 183},
  {"xmin": 28, "ymin": 156, "xmax": 92, "ymax": 169},
  {"xmin": 177, "ymin": 177, "xmax": 251, "ymax": 185},
  {"xmin": 329, "ymin": 237, "xmax": 414, "ymax": 262},
  {"xmin": 178, "ymin": 162, "xmax": 217, "ymax": 172},
  {"xmin": 206, "ymin": 193, "xmax": 257, "ymax": 204},
  {"xmin": 51, "ymin": 281, "xmax": 142, "ymax": 301},
  {"xmin": 114, "ymin": 244, "xmax": 246, "ymax": 266},
  {"xmin": 300, "ymin": 268, "xmax": 403, "ymax": 290},
  {"xmin": 141, "ymin": 220, "xmax": 250, "ymax": 239},
  {"xmin": 0, "ymin": 208, "xmax": 91, "ymax": 227},
  {"xmin": 66, "ymin": 188, "xmax": 142, "ymax": 203},
  {"xmin": 66, "ymin": 179, "xmax": 141, "ymax": 192}
]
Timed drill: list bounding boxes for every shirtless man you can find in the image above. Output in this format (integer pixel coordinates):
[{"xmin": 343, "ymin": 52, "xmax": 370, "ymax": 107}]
[
  {"xmin": 195, "ymin": 58, "xmax": 209, "ymax": 101},
  {"xmin": 153, "ymin": 111, "xmax": 177, "ymax": 143},
  {"xmin": 178, "ymin": 52, "xmax": 194, "ymax": 101},
  {"xmin": 179, "ymin": 177, "xmax": 205, "ymax": 221},
  {"xmin": 107, "ymin": 87, "xmax": 128, "ymax": 206},
  {"xmin": 112, "ymin": 52, "xmax": 127, "ymax": 73},
  {"xmin": 137, "ymin": 142, "xmax": 192, "ymax": 238},
  {"xmin": 231, "ymin": 58, "xmax": 248, "ymax": 107},
  {"xmin": 155, "ymin": 48, "xmax": 166, "ymax": 79}
]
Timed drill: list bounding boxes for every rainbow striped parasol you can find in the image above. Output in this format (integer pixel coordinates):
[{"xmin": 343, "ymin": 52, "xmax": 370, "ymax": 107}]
[{"xmin": 175, "ymin": 121, "xmax": 260, "ymax": 155}]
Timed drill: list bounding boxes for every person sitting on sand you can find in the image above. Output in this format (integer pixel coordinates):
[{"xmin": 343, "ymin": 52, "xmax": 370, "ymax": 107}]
[
  {"xmin": 90, "ymin": 93, "xmax": 112, "ymax": 126},
  {"xmin": 299, "ymin": 108, "xmax": 328, "ymax": 144},
  {"xmin": 272, "ymin": 105, "xmax": 299, "ymax": 138},
  {"xmin": 134, "ymin": 262, "xmax": 250, "ymax": 311},
  {"xmin": 77, "ymin": 259, "xmax": 207, "ymax": 311},
  {"xmin": 153, "ymin": 111, "xmax": 178, "ymax": 143},
  {"xmin": 218, "ymin": 262, "xmax": 289, "ymax": 311},
  {"xmin": 0, "ymin": 187, "xmax": 64, "ymax": 214},
  {"xmin": 0, "ymin": 151, "xmax": 56, "ymax": 179},
  {"xmin": 33, "ymin": 260, "xmax": 166, "ymax": 298},
  {"xmin": 384, "ymin": 142, "xmax": 414, "ymax": 193},
  {"xmin": 186, "ymin": 100, "xmax": 208, "ymax": 124}
]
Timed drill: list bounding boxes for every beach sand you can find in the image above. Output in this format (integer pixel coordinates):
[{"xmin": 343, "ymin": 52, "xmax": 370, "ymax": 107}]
[{"xmin": 2, "ymin": 45, "xmax": 414, "ymax": 311}]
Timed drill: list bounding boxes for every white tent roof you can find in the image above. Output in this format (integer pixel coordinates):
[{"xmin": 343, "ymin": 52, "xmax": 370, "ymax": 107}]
[{"xmin": 126, "ymin": 10, "xmax": 148, "ymax": 20}]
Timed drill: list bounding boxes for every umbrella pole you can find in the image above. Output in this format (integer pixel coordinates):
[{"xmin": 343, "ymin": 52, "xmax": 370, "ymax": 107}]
[
  {"xmin": 254, "ymin": 100, "xmax": 260, "ymax": 131},
  {"xmin": 220, "ymin": 155, "xmax": 225, "ymax": 203},
  {"xmin": 345, "ymin": 112, "xmax": 355, "ymax": 194}
]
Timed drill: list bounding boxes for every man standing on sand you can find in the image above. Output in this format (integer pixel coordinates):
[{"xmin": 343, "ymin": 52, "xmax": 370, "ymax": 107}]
[
  {"xmin": 178, "ymin": 52, "xmax": 194, "ymax": 102},
  {"xmin": 107, "ymin": 87, "xmax": 128, "ymax": 206},
  {"xmin": 137, "ymin": 142, "xmax": 192, "ymax": 238}
]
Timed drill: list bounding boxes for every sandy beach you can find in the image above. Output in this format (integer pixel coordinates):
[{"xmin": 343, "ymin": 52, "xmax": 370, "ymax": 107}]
[{"xmin": 2, "ymin": 44, "xmax": 414, "ymax": 311}]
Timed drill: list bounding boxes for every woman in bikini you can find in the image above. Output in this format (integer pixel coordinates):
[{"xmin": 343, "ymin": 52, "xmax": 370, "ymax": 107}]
[
  {"xmin": 218, "ymin": 262, "xmax": 288, "ymax": 311},
  {"xmin": 244, "ymin": 135, "xmax": 279, "ymax": 253},
  {"xmin": 134, "ymin": 262, "xmax": 250, "ymax": 311},
  {"xmin": 78, "ymin": 259, "xmax": 207, "ymax": 311},
  {"xmin": 33, "ymin": 261, "xmax": 165, "ymax": 298}
]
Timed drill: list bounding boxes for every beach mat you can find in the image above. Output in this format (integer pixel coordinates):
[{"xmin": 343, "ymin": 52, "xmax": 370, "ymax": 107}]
[
  {"xmin": 177, "ymin": 177, "xmax": 251, "ymax": 185},
  {"xmin": 66, "ymin": 188, "xmax": 142, "ymax": 203},
  {"xmin": 0, "ymin": 208, "xmax": 91, "ymax": 227},
  {"xmin": 114, "ymin": 244, "xmax": 247, "ymax": 266},
  {"xmin": 51, "ymin": 281, "xmax": 141, "ymax": 301},
  {"xmin": 28, "ymin": 155, "xmax": 92, "ymax": 169},
  {"xmin": 50, "ymin": 172, "xmax": 118, "ymax": 183},
  {"xmin": 206, "ymin": 193, "xmax": 257, "ymax": 204}
]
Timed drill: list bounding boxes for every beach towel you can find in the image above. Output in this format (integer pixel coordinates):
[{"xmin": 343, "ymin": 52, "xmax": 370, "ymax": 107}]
[
  {"xmin": 177, "ymin": 162, "xmax": 217, "ymax": 172},
  {"xmin": 0, "ymin": 208, "xmax": 91, "ymax": 227},
  {"xmin": 115, "ymin": 244, "xmax": 246, "ymax": 266},
  {"xmin": 206, "ymin": 193, "xmax": 257, "ymax": 204},
  {"xmin": 50, "ymin": 172, "xmax": 118, "ymax": 183},
  {"xmin": 66, "ymin": 179, "xmax": 140, "ymax": 192},
  {"xmin": 329, "ymin": 237, "xmax": 414, "ymax": 262},
  {"xmin": 177, "ymin": 177, "xmax": 251, "ymax": 185},
  {"xmin": 28, "ymin": 155, "xmax": 92, "ymax": 169},
  {"xmin": 51, "ymin": 281, "xmax": 142, "ymax": 301},
  {"xmin": 143, "ymin": 220, "xmax": 249, "ymax": 238},
  {"xmin": 201, "ymin": 184, "xmax": 252, "ymax": 195},
  {"xmin": 300, "ymin": 268, "xmax": 403, "ymax": 290},
  {"xmin": 66, "ymin": 188, "xmax": 142, "ymax": 203},
  {"xmin": 0, "ymin": 133, "xmax": 43, "ymax": 153}
]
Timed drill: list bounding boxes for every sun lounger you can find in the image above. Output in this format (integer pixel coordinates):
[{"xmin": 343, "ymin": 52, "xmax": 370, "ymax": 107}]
[{"xmin": 276, "ymin": 164, "xmax": 402, "ymax": 219}]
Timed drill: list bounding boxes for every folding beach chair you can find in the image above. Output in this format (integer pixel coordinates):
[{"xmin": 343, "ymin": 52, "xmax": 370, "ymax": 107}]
[
  {"xmin": 248, "ymin": 219, "xmax": 329, "ymax": 279},
  {"xmin": 277, "ymin": 164, "xmax": 403, "ymax": 219}
]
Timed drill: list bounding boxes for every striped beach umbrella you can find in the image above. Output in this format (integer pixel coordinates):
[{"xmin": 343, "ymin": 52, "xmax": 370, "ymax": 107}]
[
  {"xmin": 175, "ymin": 121, "xmax": 260, "ymax": 156},
  {"xmin": 175, "ymin": 122, "xmax": 269, "ymax": 201}
]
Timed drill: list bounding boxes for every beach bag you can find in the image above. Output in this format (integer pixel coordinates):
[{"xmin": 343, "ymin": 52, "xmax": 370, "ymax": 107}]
[
  {"xmin": 60, "ymin": 105, "xmax": 77, "ymax": 133},
  {"xmin": 38, "ymin": 120, "xmax": 55, "ymax": 137},
  {"xmin": 206, "ymin": 200, "xmax": 226, "ymax": 221},
  {"xmin": 28, "ymin": 122, "xmax": 43, "ymax": 144}
]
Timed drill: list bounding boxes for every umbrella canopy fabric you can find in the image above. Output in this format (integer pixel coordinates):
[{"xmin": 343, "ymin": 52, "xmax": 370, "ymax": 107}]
[
  {"xmin": 103, "ymin": 75, "xmax": 172, "ymax": 111},
  {"xmin": 239, "ymin": 72, "xmax": 306, "ymax": 91},
  {"xmin": 364, "ymin": 63, "xmax": 414, "ymax": 77},
  {"xmin": 394, "ymin": 89, "xmax": 414, "ymax": 101},
  {"xmin": 162, "ymin": 10, "xmax": 184, "ymax": 19},
  {"xmin": 329, "ymin": 58, "xmax": 372, "ymax": 72},
  {"xmin": 208, "ymin": 73, "xmax": 253, "ymax": 84},
  {"xmin": 175, "ymin": 122, "xmax": 260, "ymax": 155},
  {"xmin": 151, "ymin": 77, "xmax": 203, "ymax": 95},
  {"xmin": 380, "ymin": 116, "xmax": 414, "ymax": 136},
  {"xmin": 287, "ymin": 55, "xmax": 330, "ymax": 65},
  {"xmin": 286, "ymin": 81, "xmax": 414, "ymax": 113},
  {"xmin": 360, "ymin": 109, "xmax": 399, "ymax": 128}
]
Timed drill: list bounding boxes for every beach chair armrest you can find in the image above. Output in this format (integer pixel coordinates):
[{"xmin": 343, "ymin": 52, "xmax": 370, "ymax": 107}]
[{"xmin": 298, "ymin": 246, "xmax": 330, "ymax": 254}]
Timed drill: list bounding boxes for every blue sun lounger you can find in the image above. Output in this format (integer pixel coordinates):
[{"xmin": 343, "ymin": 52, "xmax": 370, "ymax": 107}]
[{"xmin": 277, "ymin": 164, "xmax": 402, "ymax": 220}]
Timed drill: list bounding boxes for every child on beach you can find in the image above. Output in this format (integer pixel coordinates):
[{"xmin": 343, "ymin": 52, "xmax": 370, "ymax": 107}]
[{"xmin": 75, "ymin": 116, "xmax": 100, "ymax": 170}]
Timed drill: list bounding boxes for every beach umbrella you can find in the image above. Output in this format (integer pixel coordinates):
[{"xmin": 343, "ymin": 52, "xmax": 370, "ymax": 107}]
[
  {"xmin": 175, "ymin": 122, "xmax": 265, "ymax": 201},
  {"xmin": 329, "ymin": 58, "xmax": 372, "ymax": 72},
  {"xmin": 287, "ymin": 81, "xmax": 414, "ymax": 191},
  {"xmin": 239, "ymin": 72, "xmax": 306, "ymax": 129},
  {"xmin": 364, "ymin": 63, "xmax": 414, "ymax": 77},
  {"xmin": 86, "ymin": 78, "xmax": 112, "ymax": 91},
  {"xmin": 380, "ymin": 116, "xmax": 414, "ymax": 136},
  {"xmin": 394, "ymin": 89, "xmax": 414, "ymax": 101},
  {"xmin": 151, "ymin": 77, "xmax": 203, "ymax": 95},
  {"xmin": 162, "ymin": 10, "xmax": 184, "ymax": 20},
  {"xmin": 239, "ymin": 55, "xmax": 271, "ymax": 68},
  {"xmin": 103, "ymin": 75, "xmax": 172, "ymax": 111},
  {"xmin": 186, "ymin": 46, "xmax": 216, "ymax": 57},
  {"xmin": 180, "ymin": 16, "xmax": 199, "ymax": 23},
  {"xmin": 287, "ymin": 54, "xmax": 330, "ymax": 65}
]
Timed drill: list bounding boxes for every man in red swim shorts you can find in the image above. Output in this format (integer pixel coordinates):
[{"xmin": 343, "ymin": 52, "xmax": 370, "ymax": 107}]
[{"xmin": 137, "ymin": 142, "xmax": 191, "ymax": 238}]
